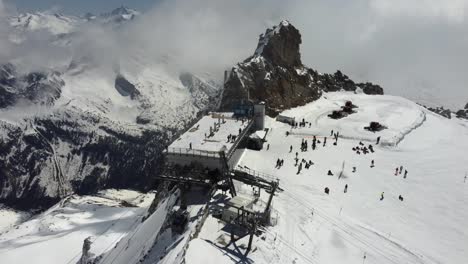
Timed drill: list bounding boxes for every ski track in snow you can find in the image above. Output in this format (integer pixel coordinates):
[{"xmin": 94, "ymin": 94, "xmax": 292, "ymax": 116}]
[{"xmin": 195, "ymin": 92, "xmax": 468, "ymax": 264}]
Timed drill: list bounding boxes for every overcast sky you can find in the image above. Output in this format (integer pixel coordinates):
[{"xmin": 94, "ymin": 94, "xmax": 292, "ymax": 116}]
[{"xmin": 1, "ymin": 0, "xmax": 468, "ymax": 109}]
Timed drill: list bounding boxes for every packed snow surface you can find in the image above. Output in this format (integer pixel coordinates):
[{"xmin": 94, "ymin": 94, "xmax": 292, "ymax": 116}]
[
  {"xmin": 0, "ymin": 189, "xmax": 154, "ymax": 264},
  {"xmin": 184, "ymin": 92, "xmax": 468, "ymax": 264},
  {"xmin": 168, "ymin": 113, "xmax": 250, "ymax": 153}
]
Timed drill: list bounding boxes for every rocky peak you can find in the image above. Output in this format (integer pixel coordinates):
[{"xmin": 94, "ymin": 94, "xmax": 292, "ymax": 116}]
[
  {"xmin": 254, "ymin": 20, "xmax": 302, "ymax": 68},
  {"xmin": 220, "ymin": 21, "xmax": 385, "ymax": 116}
]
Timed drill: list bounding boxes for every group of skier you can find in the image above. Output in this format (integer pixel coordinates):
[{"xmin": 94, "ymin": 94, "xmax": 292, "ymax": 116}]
[
  {"xmin": 353, "ymin": 141, "xmax": 375, "ymax": 155},
  {"xmin": 275, "ymin": 158, "xmax": 285, "ymax": 169},
  {"xmin": 394, "ymin": 165, "xmax": 408, "ymax": 178}
]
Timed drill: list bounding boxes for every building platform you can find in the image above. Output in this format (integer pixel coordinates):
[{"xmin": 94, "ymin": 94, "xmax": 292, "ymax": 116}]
[{"xmin": 165, "ymin": 112, "xmax": 253, "ymax": 170}]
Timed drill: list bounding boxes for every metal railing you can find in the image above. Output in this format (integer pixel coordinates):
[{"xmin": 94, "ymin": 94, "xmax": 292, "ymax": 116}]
[
  {"xmin": 234, "ymin": 166, "xmax": 279, "ymax": 183},
  {"xmin": 165, "ymin": 147, "xmax": 222, "ymax": 159},
  {"xmin": 165, "ymin": 118, "xmax": 254, "ymax": 161},
  {"xmin": 226, "ymin": 118, "xmax": 254, "ymax": 160}
]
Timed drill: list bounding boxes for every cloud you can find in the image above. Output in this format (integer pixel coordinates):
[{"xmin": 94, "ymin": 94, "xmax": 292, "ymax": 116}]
[{"xmin": 1, "ymin": 0, "xmax": 468, "ymax": 109}]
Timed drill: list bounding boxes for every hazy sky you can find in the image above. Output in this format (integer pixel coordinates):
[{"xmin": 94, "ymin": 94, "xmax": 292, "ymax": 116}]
[{"xmin": 1, "ymin": 0, "xmax": 468, "ymax": 109}]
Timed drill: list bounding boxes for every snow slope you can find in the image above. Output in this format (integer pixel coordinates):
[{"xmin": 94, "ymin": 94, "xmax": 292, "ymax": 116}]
[
  {"xmin": 0, "ymin": 206, "xmax": 30, "ymax": 233},
  {"xmin": 184, "ymin": 92, "xmax": 468, "ymax": 264},
  {"xmin": 0, "ymin": 189, "xmax": 154, "ymax": 264}
]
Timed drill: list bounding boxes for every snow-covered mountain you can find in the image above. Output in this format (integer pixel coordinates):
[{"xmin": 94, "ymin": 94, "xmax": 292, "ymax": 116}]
[
  {"xmin": 0, "ymin": 11, "xmax": 467, "ymax": 264},
  {"xmin": 8, "ymin": 6, "xmax": 140, "ymax": 35},
  {"xmin": 9, "ymin": 11, "xmax": 80, "ymax": 35},
  {"xmin": 0, "ymin": 7, "xmax": 222, "ymax": 208},
  {"xmin": 221, "ymin": 21, "xmax": 383, "ymax": 116}
]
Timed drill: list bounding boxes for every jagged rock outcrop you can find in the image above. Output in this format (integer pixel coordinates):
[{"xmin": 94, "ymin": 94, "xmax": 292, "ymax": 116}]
[
  {"xmin": 425, "ymin": 106, "xmax": 452, "ymax": 119},
  {"xmin": 221, "ymin": 21, "xmax": 384, "ymax": 116},
  {"xmin": 221, "ymin": 21, "xmax": 321, "ymax": 116},
  {"xmin": 456, "ymin": 102, "xmax": 468, "ymax": 119}
]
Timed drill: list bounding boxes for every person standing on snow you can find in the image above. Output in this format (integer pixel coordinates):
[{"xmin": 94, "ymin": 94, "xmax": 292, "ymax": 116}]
[
  {"xmin": 380, "ymin": 192, "xmax": 385, "ymax": 201},
  {"xmin": 297, "ymin": 163, "xmax": 303, "ymax": 174},
  {"xmin": 376, "ymin": 136, "xmax": 381, "ymax": 145},
  {"xmin": 404, "ymin": 170, "xmax": 408, "ymax": 178},
  {"xmin": 344, "ymin": 184, "xmax": 348, "ymax": 193},
  {"xmin": 371, "ymin": 160, "xmax": 375, "ymax": 168}
]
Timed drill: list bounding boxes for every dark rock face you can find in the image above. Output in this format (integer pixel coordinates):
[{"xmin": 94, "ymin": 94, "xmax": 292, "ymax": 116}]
[
  {"xmin": 115, "ymin": 75, "xmax": 140, "ymax": 99},
  {"xmin": 221, "ymin": 21, "xmax": 322, "ymax": 116},
  {"xmin": 360, "ymin": 82, "xmax": 384, "ymax": 95},
  {"xmin": 0, "ymin": 64, "xmax": 64, "ymax": 108},
  {"xmin": 0, "ymin": 66, "xmax": 221, "ymax": 209},
  {"xmin": 456, "ymin": 102, "xmax": 468, "ymax": 119},
  {"xmin": 221, "ymin": 21, "xmax": 384, "ymax": 116},
  {"xmin": 255, "ymin": 21, "xmax": 302, "ymax": 68},
  {"xmin": 425, "ymin": 106, "xmax": 452, "ymax": 119},
  {"xmin": 0, "ymin": 110, "xmax": 171, "ymax": 209}
]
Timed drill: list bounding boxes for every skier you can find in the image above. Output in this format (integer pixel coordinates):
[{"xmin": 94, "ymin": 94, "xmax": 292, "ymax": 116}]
[
  {"xmin": 276, "ymin": 158, "xmax": 281, "ymax": 168},
  {"xmin": 189, "ymin": 142, "xmax": 192, "ymax": 150},
  {"xmin": 289, "ymin": 145, "xmax": 293, "ymax": 153},
  {"xmin": 327, "ymin": 170, "xmax": 334, "ymax": 176},
  {"xmin": 404, "ymin": 170, "xmax": 408, "ymax": 179},
  {"xmin": 330, "ymin": 130, "xmax": 334, "ymax": 136},
  {"xmin": 395, "ymin": 167, "xmax": 399, "ymax": 176},
  {"xmin": 399, "ymin": 165, "xmax": 403, "ymax": 174},
  {"xmin": 344, "ymin": 184, "xmax": 348, "ymax": 193},
  {"xmin": 371, "ymin": 160, "xmax": 375, "ymax": 168},
  {"xmin": 267, "ymin": 144, "xmax": 270, "ymax": 150},
  {"xmin": 324, "ymin": 187, "xmax": 330, "ymax": 195},
  {"xmin": 323, "ymin": 137, "xmax": 327, "ymax": 147},
  {"xmin": 380, "ymin": 192, "xmax": 384, "ymax": 201},
  {"xmin": 352, "ymin": 167, "xmax": 356, "ymax": 173},
  {"xmin": 376, "ymin": 136, "xmax": 381, "ymax": 145}
]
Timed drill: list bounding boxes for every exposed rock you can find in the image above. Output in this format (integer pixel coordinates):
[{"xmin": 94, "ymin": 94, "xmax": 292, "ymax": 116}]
[
  {"xmin": 221, "ymin": 21, "xmax": 384, "ymax": 116},
  {"xmin": 427, "ymin": 106, "xmax": 452, "ymax": 119},
  {"xmin": 456, "ymin": 109, "xmax": 467, "ymax": 119},
  {"xmin": 364, "ymin": 122, "xmax": 386, "ymax": 132},
  {"xmin": 360, "ymin": 82, "xmax": 384, "ymax": 95},
  {"xmin": 0, "ymin": 109, "xmax": 170, "ymax": 209},
  {"xmin": 221, "ymin": 21, "xmax": 321, "ymax": 116},
  {"xmin": 115, "ymin": 74, "xmax": 140, "ymax": 99},
  {"xmin": 254, "ymin": 20, "xmax": 302, "ymax": 68},
  {"xmin": 0, "ymin": 64, "xmax": 64, "ymax": 108},
  {"xmin": 456, "ymin": 103, "xmax": 468, "ymax": 119}
]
